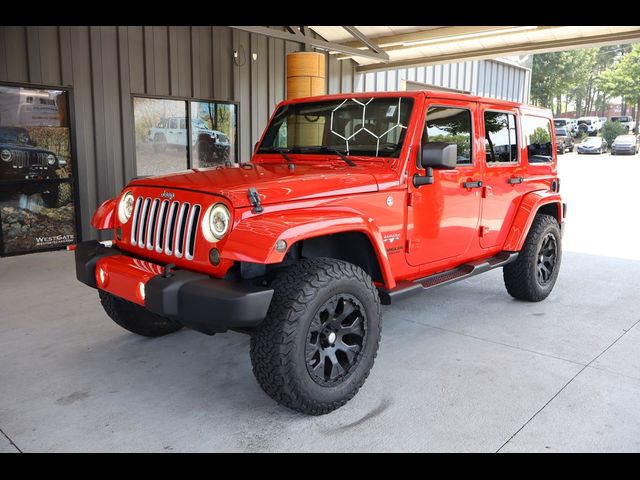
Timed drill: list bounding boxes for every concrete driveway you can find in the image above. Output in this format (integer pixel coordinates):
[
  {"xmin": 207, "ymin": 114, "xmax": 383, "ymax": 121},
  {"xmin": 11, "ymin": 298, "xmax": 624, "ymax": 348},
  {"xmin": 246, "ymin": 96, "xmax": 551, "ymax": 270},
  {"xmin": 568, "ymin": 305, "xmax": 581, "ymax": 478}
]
[{"xmin": 1, "ymin": 152, "xmax": 639, "ymax": 452}]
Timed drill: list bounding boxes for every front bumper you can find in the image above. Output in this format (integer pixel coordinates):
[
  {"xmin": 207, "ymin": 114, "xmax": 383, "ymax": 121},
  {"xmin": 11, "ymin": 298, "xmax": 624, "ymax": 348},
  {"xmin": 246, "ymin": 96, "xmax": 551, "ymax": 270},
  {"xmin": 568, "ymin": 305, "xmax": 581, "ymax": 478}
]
[{"xmin": 75, "ymin": 240, "xmax": 274, "ymax": 335}]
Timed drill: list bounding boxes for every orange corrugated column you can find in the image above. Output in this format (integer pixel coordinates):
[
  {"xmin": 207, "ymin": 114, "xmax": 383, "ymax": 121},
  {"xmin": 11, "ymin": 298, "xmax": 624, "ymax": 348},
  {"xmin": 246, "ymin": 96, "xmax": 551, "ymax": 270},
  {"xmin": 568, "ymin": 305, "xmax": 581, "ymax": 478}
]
[{"xmin": 286, "ymin": 51, "xmax": 326, "ymax": 100}]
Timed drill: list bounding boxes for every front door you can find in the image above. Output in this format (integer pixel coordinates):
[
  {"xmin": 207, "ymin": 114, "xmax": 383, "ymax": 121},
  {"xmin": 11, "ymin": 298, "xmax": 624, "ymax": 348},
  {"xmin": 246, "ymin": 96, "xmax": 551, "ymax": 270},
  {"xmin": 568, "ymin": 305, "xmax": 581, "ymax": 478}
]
[
  {"xmin": 406, "ymin": 101, "xmax": 482, "ymax": 266},
  {"xmin": 479, "ymin": 107, "xmax": 527, "ymax": 248}
]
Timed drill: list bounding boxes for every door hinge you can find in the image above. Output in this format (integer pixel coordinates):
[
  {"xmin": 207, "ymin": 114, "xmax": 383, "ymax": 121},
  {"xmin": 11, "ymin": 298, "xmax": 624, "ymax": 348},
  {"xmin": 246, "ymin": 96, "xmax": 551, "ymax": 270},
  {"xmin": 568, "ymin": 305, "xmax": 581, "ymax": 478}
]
[
  {"xmin": 408, "ymin": 191, "xmax": 422, "ymax": 206},
  {"xmin": 479, "ymin": 226, "xmax": 490, "ymax": 237}
]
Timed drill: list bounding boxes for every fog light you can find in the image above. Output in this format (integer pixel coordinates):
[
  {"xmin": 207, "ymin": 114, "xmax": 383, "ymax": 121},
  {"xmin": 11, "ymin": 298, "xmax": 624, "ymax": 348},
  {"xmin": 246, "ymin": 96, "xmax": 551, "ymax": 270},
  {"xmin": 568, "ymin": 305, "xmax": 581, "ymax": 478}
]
[
  {"xmin": 275, "ymin": 239, "xmax": 287, "ymax": 253},
  {"xmin": 137, "ymin": 282, "xmax": 146, "ymax": 301},
  {"xmin": 209, "ymin": 248, "xmax": 220, "ymax": 266},
  {"xmin": 97, "ymin": 266, "xmax": 107, "ymax": 286}
]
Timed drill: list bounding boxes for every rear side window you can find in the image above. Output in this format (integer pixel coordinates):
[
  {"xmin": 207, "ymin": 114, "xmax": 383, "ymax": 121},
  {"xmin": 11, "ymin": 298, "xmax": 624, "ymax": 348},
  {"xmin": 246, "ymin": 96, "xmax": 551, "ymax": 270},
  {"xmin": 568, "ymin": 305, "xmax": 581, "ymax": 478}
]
[
  {"xmin": 484, "ymin": 111, "xmax": 518, "ymax": 163},
  {"xmin": 424, "ymin": 107, "xmax": 472, "ymax": 165},
  {"xmin": 523, "ymin": 116, "xmax": 553, "ymax": 163}
]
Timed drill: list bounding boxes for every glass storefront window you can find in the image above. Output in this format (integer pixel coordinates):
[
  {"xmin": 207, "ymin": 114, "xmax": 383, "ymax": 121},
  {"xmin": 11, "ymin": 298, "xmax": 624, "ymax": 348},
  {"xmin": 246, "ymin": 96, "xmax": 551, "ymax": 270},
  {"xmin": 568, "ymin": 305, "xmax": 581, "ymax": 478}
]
[
  {"xmin": 133, "ymin": 98, "xmax": 188, "ymax": 176},
  {"xmin": 190, "ymin": 101, "xmax": 237, "ymax": 167},
  {"xmin": 0, "ymin": 85, "xmax": 76, "ymax": 255}
]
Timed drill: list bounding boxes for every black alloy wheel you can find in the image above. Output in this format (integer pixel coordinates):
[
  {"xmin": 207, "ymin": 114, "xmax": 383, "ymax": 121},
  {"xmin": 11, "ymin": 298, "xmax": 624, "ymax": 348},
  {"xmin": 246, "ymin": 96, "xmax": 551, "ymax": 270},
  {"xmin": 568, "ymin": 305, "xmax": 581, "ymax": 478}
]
[
  {"xmin": 536, "ymin": 233, "xmax": 558, "ymax": 286},
  {"xmin": 305, "ymin": 294, "xmax": 366, "ymax": 386}
]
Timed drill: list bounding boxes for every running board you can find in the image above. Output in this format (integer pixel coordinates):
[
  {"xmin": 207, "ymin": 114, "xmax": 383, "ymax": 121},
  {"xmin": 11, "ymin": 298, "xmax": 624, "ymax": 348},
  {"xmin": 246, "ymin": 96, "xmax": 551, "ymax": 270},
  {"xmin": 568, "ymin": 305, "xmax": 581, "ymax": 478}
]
[{"xmin": 378, "ymin": 252, "xmax": 518, "ymax": 305}]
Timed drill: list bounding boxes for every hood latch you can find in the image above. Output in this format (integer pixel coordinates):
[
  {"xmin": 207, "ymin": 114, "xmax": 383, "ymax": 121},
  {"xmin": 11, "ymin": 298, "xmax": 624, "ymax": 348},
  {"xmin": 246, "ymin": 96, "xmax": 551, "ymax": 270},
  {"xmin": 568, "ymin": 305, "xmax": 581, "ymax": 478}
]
[{"xmin": 247, "ymin": 187, "xmax": 264, "ymax": 214}]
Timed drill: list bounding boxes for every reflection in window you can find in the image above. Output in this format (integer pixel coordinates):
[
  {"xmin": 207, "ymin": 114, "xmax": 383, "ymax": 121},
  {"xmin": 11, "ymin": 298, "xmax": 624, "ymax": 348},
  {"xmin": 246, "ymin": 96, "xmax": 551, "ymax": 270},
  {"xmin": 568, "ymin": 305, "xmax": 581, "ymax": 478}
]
[
  {"xmin": 485, "ymin": 112, "xmax": 518, "ymax": 163},
  {"xmin": 425, "ymin": 107, "xmax": 472, "ymax": 165},
  {"xmin": 133, "ymin": 98, "xmax": 187, "ymax": 176},
  {"xmin": 523, "ymin": 116, "xmax": 553, "ymax": 163},
  {"xmin": 190, "ymin": 101, "xmax": 237, "ymax": 167}
]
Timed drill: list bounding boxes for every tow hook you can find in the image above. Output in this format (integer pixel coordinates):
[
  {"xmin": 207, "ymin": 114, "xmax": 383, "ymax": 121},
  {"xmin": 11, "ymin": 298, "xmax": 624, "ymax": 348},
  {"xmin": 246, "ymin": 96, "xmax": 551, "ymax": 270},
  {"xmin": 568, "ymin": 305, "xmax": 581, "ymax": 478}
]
[{"xmin": 163, "ymin": 263, "xmax": 177, "ymax": 278}]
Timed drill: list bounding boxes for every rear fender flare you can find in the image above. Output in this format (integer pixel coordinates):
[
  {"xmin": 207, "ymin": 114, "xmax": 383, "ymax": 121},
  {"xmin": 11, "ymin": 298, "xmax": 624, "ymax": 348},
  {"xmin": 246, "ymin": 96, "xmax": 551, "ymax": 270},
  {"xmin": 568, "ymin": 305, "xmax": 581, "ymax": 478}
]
[
  {"xmin": 223, "ymin": 208, "xmax": 396, "ymax": 288},
  {"xmin": 503, "ymin": 191, "xmax": 563, "ymax": 251}
]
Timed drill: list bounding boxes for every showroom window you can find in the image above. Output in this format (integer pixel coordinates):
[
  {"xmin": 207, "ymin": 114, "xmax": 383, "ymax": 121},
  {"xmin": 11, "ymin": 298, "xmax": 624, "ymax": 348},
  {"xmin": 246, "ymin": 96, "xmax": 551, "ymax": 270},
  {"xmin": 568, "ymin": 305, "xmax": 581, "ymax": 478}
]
[
  {"xmin": 484, "ymin": 111, "xmax": 518, "ymax": 164},
  {"xmin": 522, "ymin": 116, "xmax": 553, "ymax": 163},
  {"xmin": 0, "ymin": 83, "xmax": 77, "ymax": 256},
  {"xmin": 133, "ymin": 96, "xmax": 238, "ymax": 177},
  {"xmin": 424, "ymin": 106, "xmax": 473, "ymax": 165}
]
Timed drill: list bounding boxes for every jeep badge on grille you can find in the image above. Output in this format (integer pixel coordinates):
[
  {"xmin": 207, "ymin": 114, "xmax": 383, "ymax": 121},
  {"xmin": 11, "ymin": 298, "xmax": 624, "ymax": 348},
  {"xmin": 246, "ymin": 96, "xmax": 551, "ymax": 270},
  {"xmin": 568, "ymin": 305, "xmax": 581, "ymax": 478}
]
[{"xmin": 161, "ymin": 191, "xmax": 174, "ymax": 200}]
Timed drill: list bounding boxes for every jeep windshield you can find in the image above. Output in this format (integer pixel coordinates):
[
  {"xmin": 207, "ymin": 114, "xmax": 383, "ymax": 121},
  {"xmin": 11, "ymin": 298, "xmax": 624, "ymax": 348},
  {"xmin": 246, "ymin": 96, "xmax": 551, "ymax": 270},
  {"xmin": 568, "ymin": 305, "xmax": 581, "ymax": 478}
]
[
  {"xmin": 0, "ymin": 127, "xmax": 33, "ymax": 145},
  {"xmin": 257, "ymin": 97, "xmax": 414, "ymax": 159}
]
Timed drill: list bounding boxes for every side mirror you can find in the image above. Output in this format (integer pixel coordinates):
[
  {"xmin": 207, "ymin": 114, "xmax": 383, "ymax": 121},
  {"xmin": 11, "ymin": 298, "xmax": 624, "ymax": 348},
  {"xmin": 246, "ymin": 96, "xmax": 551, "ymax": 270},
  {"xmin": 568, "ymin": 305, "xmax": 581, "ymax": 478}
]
[{"xmin": 413, "ymin": 142, "xmax": 457, "ymax": 187}]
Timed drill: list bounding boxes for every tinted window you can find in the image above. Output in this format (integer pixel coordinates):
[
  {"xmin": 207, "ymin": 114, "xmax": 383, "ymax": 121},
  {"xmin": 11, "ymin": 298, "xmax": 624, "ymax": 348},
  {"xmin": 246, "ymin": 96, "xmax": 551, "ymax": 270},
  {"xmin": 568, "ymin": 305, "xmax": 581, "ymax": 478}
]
[
  {"xmin": 484, "ymin": 111, "xmax": 518, "ymax": 163},
  {"xmin": 556, "ymin": 128, "xmax": 567, "ymax": 136},
  {"xmin": 424, "ymin": 107, "xmax": 472, "ymax": 165},
  {"xmin": 523, "ymin": 116, "xmax": 553, "ymax": 163}
]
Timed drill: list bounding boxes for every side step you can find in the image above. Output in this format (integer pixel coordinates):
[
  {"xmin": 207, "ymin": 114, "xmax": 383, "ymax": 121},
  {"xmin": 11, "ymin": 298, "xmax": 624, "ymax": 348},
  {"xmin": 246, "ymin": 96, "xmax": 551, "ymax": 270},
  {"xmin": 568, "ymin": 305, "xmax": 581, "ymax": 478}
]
[{"xmin": 378, "ymin": 251, "xmax": 518, "ymax": 305}]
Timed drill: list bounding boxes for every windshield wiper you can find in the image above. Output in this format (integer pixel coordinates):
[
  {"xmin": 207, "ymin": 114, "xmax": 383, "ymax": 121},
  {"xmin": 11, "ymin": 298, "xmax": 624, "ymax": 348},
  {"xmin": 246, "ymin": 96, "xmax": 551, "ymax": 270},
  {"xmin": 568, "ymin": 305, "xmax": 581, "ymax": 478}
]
[
  {"xmin": 300, "ymin": 146, "xmax": 356, "ymax": 167},
  {"xmin": 259, "ymin": 146, "xmax": 295, "ymax": 168}
]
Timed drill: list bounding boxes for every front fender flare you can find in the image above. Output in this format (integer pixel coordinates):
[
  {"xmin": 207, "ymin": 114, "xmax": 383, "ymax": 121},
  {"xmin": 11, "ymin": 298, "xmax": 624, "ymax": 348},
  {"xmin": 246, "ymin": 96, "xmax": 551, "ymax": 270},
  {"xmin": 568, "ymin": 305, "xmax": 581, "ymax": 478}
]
[
  {"xmin": 91, "ymin": 197, "xmax": 117, "ymax": 230},
  {"xmin": 223, "ymin": 208, "xmax": 396, "ymax": 288},
  {"xmin": 503, "ymin": 190, "xmax": 563, "ymax": 251}
]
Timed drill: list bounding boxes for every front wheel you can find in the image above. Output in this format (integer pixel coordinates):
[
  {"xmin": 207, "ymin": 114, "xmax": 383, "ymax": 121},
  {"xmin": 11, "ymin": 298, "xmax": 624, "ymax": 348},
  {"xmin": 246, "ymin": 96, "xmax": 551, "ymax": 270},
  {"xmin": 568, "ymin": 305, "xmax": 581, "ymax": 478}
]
[
  {"xmin": 250, "ymin": 258, "xmax": 382, "ymax": 415},
  {"xmin": 503, "ymin": 214, "xmax": 562, "ymax": 302}
]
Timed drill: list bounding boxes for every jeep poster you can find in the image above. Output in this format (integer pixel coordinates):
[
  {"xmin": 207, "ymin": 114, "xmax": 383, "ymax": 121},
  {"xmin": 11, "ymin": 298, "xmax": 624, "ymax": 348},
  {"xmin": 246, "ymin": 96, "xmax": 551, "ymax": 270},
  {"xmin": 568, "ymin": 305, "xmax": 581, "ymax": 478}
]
[{"xmin": 0, "ymin": 85, "xmax": 76, "ymax": 255}]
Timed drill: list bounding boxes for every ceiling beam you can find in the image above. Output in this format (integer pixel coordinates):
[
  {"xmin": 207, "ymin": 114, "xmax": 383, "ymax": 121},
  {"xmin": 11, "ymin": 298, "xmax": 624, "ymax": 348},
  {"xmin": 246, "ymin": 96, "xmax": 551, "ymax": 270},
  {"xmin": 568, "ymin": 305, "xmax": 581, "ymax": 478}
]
[
  {"xmin": 341, "ymin": 26, "xmax": 386, "ymax": 56},
  {"xmin": 355, "ymin": 29, "xmax": 640, "ymax": 73},
  {"xmin": 229, "ymin": 26, "xmax": 390, "ymax": 62}
]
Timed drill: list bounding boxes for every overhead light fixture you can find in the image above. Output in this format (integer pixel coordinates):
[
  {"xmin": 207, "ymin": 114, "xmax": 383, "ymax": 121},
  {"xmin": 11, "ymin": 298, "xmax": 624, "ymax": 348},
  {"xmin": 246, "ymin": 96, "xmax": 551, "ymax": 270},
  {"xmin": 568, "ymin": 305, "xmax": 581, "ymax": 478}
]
[{"xmin": 402, "ymin": 26, "xmax": 538, "ymax": 47}]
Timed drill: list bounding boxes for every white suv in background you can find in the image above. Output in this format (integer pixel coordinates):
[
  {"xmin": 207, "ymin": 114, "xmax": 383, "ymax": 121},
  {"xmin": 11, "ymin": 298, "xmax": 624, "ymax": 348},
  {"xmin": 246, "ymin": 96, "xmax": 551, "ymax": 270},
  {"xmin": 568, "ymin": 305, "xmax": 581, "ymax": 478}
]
[
  {"xmin": 576, "ymin": 116, "xmax": 602, "ymax": 136},
  {"xmin": 554, "ymin": 118, "xmax": 577, "ymax": 135},
  {"xmin": 611, "ymin": 115, "xmax": 637, "ymax": 133}
]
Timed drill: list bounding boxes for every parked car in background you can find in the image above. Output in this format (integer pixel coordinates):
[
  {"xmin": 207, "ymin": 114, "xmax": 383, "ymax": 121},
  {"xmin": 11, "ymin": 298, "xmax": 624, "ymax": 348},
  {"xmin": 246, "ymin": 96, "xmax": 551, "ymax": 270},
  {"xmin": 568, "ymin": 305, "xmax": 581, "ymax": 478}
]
[
  {"xmin": 576, "ymin": 116, "xmax": 602, "ymax": 136},
  {"xmin": 610, "ymin": 134, "xmax": 639, "ymax": 155},
  {"xmin": 577, "ymin": 136, "xmax": 607, "ymax": 154},
  {"xmin": 611, "ymin": 115, "xmax": 637, "ymax": 134},
  {"xmin": 555, "ymin": 127, "xmax": 575, "ymax": 154},
  {"xmin": 554, "ymin": 118, "xmax": 577, "ymax": 136}
]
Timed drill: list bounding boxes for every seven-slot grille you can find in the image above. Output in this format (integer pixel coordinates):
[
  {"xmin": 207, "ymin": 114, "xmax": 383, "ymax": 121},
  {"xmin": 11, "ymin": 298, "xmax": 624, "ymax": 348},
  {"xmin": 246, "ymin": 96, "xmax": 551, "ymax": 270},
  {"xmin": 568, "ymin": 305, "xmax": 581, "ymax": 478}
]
[
  {"xmin": 10, "ymin": 150, "xmax": 50, "ymax": 168},
  {"xmin": 130, "ymin": 197, "xmax": 202, "ymax": 260}
]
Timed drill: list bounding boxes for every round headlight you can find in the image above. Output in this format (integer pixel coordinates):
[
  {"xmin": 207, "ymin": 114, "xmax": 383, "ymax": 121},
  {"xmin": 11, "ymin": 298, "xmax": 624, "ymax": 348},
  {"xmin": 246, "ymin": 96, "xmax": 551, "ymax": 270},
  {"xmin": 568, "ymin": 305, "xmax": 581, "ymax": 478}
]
[
  {"xmin": 47, "ymin": 154, "xmax": 56, "ymax": 165},
  {"xmin": 202, "ymin": 203, "xmax": 230, "ymax": 241},
  {"xmin": 118, "ymin": 191, "xmax": 135, "ymax": 223},
  {"xmin": 1, "ymin": 149, "xmax": 11, "ymax": 162}
]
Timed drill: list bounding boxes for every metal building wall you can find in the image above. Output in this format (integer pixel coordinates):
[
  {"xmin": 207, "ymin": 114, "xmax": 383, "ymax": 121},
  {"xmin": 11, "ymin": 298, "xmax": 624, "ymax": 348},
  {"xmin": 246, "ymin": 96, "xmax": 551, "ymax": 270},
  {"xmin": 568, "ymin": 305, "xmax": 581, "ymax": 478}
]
[
  {"xmin": 0, "ymin": 26, "xmax": 357, "ymax": 240},
  {"xmin": 355, "ymin": 59, "xmax": 531, "ymax": 104}
]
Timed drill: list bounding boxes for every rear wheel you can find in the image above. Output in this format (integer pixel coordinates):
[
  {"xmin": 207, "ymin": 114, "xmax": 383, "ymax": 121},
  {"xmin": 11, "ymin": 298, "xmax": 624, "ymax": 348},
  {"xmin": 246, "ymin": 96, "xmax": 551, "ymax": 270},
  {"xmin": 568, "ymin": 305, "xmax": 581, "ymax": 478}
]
[
  {"xmin": 99, "ymin": 290, "xmax": 183, "ymax": 337},
  {"xmin": 503, "ymin": 214, "xmax": 562, "ymax": 302},
  {"xmin": 250, "ymin": 258, "xmax": 382, "ymax": 415}
]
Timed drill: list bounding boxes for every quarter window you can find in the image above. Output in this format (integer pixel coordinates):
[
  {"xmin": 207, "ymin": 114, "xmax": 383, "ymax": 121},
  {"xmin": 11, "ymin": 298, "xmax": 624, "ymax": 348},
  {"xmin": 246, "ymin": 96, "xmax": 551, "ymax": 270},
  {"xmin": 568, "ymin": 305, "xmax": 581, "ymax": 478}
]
[
  {"xmin": 424, "ymin": 107, "xmax": 472, "ymax": 165},
  {"xmin": 523, "ymin": 116, "xmax": 553, "ymax": 163},
  {"xmin": 484, "ymin": 111, "xmax": 518, "ymax": 163}
]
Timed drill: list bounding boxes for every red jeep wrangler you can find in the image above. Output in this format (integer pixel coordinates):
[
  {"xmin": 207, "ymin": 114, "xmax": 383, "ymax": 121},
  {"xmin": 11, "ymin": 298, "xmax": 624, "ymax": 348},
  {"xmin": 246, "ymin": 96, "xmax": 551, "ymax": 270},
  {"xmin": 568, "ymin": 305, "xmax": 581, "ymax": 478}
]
[{"xmin": 75, "ymin": 91, "xmax": 565, "ymax": 415}]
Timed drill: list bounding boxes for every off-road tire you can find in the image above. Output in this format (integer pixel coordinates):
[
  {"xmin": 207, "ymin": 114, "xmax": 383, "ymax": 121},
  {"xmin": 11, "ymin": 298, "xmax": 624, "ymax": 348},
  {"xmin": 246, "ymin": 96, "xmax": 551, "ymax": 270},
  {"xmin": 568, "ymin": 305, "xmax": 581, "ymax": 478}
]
[
  {"xmin": 99, "ymin": 290, "xmax": 183, "ymax": 337},
  {"xmin": 503, "ymin": 214, "xmax": 562, "ymax": 302},
  {"xmin": 250, "ymin": 258, "xmax": 382, "ymax": 415},
  {"xmin": 42, "ymin": 182, "xmax": 72, "ymax": 208}
]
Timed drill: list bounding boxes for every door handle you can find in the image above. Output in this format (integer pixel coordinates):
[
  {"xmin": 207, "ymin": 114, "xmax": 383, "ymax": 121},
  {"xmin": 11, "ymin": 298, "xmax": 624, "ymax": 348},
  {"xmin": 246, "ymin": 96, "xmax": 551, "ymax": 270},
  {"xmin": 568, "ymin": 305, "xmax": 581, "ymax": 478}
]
[
  {"xmin": 508, "ymin": 176, "xmax": 524, "ymax": 184},
  {"xmin": 463, "ymin": 180, "xmax": 483, "ymax": 189}
]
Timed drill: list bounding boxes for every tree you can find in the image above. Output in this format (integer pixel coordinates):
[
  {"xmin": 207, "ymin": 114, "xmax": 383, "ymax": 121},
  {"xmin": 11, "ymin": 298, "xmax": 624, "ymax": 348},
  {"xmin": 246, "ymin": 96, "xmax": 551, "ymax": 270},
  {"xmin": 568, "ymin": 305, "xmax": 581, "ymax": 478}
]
[{"xmin": 598, "ymin": 44, "xmax": 640, "ymax": 129}]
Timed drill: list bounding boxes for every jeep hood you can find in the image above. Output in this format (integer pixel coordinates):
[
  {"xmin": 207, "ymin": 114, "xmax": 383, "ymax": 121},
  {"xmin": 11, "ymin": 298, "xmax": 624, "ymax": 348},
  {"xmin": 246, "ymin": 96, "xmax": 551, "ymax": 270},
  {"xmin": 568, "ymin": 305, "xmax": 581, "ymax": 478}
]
[{"xmin": 128, "ymin": 163, "xmax": 386, "ymax": 207}]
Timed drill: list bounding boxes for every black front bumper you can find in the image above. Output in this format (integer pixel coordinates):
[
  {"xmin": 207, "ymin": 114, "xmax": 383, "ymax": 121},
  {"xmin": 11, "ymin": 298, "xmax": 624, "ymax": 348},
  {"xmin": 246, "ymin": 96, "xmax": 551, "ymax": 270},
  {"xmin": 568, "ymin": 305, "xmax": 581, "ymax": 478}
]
[{"xmin": 75, "ymin": 240, "xmax": 274, "ymax": 335}]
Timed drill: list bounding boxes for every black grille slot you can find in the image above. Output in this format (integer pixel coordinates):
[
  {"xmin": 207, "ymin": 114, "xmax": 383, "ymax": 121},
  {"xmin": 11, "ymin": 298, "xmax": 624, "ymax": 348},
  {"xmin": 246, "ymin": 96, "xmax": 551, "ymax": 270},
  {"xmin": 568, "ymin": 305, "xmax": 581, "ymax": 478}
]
[
  {"xmin": 146, "ymin": 199, "xmax": 160, "ymax": 250},
  {"xmin": 130, "ymin": 197, "xmax": 143, "ymax": 244},
  {"xmin": 185, "ymin": 205, "xmax": 201, "ymax": 260},
  {"xmin": 164, "ymin": 201, "xmax": 179, "ymax": 255},
  {"xmin": 174, "ymin": 203, "xmax": 190, "ymax": 258},
  {"xmin": 155, "ymin": 200, "xmax": 169, "ymax": 253},
  {"xmin": 137, "ymin": 198, "xmax": 151, "ymax": 248}
]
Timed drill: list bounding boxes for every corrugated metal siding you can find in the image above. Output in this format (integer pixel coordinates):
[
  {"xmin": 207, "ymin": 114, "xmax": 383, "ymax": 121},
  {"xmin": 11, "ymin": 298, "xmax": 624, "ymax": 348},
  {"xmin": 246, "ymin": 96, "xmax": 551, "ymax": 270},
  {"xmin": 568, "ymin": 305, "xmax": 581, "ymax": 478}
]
[
  {"xmin": 355, "ymin": 59, "xmax": 530, "ymax": 104},
  {"xmin": 0, "ymin": 26, "xmax": 357, "ymax": 240}
]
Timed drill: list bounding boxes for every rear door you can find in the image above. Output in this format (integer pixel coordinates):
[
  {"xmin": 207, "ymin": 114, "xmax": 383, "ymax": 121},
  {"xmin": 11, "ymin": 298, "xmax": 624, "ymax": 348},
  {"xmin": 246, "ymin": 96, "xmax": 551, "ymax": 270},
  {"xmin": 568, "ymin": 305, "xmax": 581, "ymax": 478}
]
[{"xmin": 479, "ymin": 106, "xmax": 527, "ymax": 249}]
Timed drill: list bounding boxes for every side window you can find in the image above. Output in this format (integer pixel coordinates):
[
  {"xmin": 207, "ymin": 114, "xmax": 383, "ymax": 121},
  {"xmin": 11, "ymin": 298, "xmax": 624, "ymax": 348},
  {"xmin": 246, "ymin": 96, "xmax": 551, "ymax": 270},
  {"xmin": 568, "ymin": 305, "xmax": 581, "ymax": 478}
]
[
  {"xmin": 169, "ymin": 118, "xmax": 178, "ymax": 129},
  {"xmin": 179, "ymin": 118, "xmax": 186, "ymax": 129},
  {"xmin": 484, "ymin": 111, "xmax": 518, "ymax": 163},
  {"xmin": 522, "ymin": 116, "xmax": 553, "ymax": 163},
  {"xmin": 424, "ymin": 107, "xmax": 472, "ymax": 165}
]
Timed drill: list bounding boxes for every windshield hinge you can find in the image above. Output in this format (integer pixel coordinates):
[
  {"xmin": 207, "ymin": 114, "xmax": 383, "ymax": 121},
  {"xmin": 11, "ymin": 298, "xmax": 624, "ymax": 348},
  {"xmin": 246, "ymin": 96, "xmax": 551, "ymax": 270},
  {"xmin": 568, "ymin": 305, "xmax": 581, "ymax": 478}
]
[{"xmin": 247, "ymin": 187, "xmax": 264, "ymax": 214}]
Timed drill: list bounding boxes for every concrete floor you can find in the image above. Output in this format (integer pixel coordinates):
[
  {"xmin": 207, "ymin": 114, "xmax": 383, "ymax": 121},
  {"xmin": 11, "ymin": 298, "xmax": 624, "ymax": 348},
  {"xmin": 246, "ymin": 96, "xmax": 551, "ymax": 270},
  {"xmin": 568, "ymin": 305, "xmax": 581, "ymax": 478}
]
[{"xmin": 1, "ymin": 152, "xmax": 640, "ymax": 452}]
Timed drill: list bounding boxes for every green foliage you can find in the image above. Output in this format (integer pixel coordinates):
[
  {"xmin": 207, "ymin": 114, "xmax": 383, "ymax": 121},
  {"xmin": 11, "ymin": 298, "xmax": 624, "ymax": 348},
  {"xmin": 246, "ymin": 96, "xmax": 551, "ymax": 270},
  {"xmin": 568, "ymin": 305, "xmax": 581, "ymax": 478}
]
[
  {"xmin": 601, "ymin": 120, "xmax": 627, "ymax": 146},
  {"xmin": 428, "ymin": 134, "xmax": 471, "ymax": 159},
  {"xmin": 530, "ymin": 127, "xmax": 551, "ymax": 145}
]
